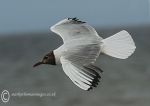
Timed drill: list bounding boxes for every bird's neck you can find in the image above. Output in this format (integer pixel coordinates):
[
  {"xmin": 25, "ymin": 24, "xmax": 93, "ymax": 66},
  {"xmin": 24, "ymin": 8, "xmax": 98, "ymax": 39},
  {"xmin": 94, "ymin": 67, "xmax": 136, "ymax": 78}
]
[{"xmin": 53, "ymin": 45, "xmax": 64, "ymax": 64}]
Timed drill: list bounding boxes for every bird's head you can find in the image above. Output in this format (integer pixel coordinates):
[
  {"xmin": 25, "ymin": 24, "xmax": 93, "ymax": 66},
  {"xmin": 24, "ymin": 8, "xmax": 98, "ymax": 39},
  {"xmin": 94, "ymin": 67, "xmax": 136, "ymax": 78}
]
[{"xmin": 33, "ymin": 51, "xmax": 56, "ymax": 67}]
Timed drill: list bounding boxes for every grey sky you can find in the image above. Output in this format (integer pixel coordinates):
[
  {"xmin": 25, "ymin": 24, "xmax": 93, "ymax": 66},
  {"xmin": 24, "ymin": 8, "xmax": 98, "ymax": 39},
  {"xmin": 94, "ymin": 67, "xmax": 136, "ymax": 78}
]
[{"xmin": 0, "ymin": 0, "xmax": 149, "ymax": 34}]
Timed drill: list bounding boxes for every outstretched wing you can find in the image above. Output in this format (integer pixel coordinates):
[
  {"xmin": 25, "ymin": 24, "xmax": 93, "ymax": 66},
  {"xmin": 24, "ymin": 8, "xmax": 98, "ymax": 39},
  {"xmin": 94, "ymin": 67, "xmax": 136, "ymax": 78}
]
[
  {"xmin": 60, "ymin": 57, "xmax": 103, "ymax": 90},
  {"xmin": 51, "ymin": 18, "xmax": 103, "ymax": 64},
  {"xmin": 50, "ymin": 18, "xmax": 102, "ymax": 42}
]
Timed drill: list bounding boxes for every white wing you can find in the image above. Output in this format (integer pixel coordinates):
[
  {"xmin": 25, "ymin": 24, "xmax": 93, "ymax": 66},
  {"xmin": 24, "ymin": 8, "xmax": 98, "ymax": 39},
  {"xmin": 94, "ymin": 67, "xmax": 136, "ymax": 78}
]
[
  {"xmin": 50, "ymin": 18, "xmax": 102, "ymax": 42},
  {"xmin": 62, "ymin": 38, "xmax": 101, "ymax": 65},
  {"xmin": 60, "ymin": 57, "xmax": 102, "ymax": 90},
  {"xmin": 52, "ymin": 18, "xmax": 102, "ymax": 65}
]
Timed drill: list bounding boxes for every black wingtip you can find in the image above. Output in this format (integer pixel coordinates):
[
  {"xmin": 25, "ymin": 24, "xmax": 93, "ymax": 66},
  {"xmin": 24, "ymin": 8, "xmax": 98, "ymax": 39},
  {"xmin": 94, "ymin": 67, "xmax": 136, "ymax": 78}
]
[
  {"xmin": 83, "ymin": 65, "xmax": 103, "ymax": 91},
  {"xmin": 86, "ymin": 75, "xmax": 101, "ymax": 91},
  {"xmin": 67, "ymin": 17, "xmax": 86, "ymax": 23}
]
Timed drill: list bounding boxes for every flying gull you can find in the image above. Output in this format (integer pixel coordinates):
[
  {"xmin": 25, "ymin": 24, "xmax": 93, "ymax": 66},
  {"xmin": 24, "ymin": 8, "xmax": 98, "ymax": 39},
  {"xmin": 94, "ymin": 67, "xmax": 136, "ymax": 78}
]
[{"xmin": 33, "ymin": 17, "xmax": 136, "ymax": 91}]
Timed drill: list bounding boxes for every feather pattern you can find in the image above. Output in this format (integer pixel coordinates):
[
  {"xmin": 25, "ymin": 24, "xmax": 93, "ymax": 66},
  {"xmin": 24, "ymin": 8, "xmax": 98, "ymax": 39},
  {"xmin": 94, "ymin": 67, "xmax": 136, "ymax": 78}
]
[
  {"xmin": 60, "ymin": 57, "xmax": 103, "ymax": 90},
  {"xmin": 50, "ymin": 18, "xmax": 102, "ymax": 42},
  {"xmin": 62, "ymin": 39, "xmax": 101, "ymax": 65}
]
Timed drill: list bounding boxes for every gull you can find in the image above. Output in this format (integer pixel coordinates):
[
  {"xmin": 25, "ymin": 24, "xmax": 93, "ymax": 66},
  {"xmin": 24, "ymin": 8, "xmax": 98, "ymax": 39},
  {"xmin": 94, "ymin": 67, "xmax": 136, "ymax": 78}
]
[{"xmin": 33, "ymin": 17, "xmax": 136, "ymax": 91}]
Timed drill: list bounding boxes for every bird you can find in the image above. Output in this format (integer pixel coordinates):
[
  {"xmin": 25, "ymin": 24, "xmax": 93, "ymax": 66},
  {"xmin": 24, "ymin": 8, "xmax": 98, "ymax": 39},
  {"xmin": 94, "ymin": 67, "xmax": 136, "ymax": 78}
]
[{"xmin": 33, "ymin": 17, "xmax": 136, "ymax": 91}]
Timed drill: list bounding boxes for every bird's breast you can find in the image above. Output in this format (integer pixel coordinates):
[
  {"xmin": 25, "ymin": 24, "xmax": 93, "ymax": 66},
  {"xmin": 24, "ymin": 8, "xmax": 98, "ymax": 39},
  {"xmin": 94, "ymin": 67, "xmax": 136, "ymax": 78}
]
[{"xmin": 53, "ymin": 46, "xmax": 65, "ymax": 64}]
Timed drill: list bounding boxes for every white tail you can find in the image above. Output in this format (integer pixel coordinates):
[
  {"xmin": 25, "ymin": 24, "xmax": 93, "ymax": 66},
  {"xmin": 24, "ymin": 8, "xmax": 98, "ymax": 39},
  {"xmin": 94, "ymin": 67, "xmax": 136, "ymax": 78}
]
[{"xmin": 101, "ymin": 30, "xmax": 136, "ymax": 59}]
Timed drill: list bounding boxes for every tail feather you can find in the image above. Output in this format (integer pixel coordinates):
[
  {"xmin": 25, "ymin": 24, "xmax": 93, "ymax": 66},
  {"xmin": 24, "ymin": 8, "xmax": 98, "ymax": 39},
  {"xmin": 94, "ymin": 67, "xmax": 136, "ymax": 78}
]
[{"xmin": 101, "ymin": 30, "xmax": 136, "ymax": 59}]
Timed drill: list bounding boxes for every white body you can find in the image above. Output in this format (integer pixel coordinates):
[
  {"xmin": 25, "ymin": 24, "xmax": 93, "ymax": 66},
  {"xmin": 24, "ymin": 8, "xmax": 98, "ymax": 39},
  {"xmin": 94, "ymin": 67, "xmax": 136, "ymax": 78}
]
[
  {"xmin": 54, "ymin": 46, "xmax": 65, "ymax": 64},
  {"xmin": 50, "ymin": 18, "xmax": 136, "ymax": 90},
  {"xmin": 54, "ymin": 37, "xmax": 102, "ymax": 64}
]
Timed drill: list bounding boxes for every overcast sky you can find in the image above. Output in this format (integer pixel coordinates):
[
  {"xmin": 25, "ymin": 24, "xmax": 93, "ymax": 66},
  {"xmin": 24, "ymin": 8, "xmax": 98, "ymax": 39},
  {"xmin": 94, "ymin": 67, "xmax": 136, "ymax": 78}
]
[{"xmin": 0, "ymin": 0, "xmax": 149, "ymax": 34}]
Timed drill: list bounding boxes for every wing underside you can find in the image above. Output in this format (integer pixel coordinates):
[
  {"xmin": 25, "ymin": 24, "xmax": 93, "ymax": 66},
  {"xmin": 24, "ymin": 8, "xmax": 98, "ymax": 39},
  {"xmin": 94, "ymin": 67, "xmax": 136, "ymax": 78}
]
[{"xmin": 61, "ymin": 57, "xmax": 103, "ymax": 90}]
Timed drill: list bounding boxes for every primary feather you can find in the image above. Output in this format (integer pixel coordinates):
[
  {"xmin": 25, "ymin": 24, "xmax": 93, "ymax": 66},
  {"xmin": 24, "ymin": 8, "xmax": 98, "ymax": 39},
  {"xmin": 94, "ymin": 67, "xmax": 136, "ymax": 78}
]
[{"xmin": 60, "ymin": 57, "xmax": 102, "ymax": 90}]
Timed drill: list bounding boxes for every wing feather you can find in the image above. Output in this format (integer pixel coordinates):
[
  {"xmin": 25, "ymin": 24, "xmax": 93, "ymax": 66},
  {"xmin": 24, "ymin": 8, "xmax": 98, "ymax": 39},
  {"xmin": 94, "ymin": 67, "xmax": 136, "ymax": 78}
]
[
  {"xmin": 60, "ymin": 57, "xmax": 103, "ymax": 90},
  {"xmin": 51, "ymin": 18, "xmax": 103, "ymax": 65},
  {"xmin": 62, "ymin": 38, "xmax": 101, "ymax": 65},
  {"xmin": 50, "ymin": 18, "xmax": 102, "ymax": 42}
]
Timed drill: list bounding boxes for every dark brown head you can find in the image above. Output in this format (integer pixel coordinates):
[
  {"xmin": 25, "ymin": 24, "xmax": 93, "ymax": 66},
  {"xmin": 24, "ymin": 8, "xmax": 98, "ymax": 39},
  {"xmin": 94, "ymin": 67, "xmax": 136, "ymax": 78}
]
[{"xmin": 33, "ymin": 51, "xmax": 56, "ymax": 67}]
